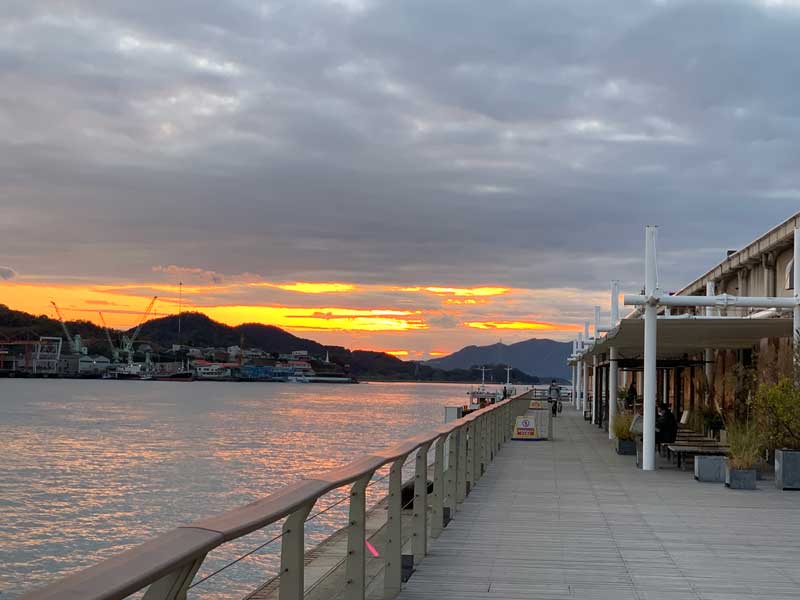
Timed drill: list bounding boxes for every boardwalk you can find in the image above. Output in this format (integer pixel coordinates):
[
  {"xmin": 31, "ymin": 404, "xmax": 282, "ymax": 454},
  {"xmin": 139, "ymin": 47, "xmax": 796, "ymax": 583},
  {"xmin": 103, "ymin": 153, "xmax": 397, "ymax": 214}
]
[{"xmin": 398, "ymin": 411, "xmax": 800, "ymax": 600}]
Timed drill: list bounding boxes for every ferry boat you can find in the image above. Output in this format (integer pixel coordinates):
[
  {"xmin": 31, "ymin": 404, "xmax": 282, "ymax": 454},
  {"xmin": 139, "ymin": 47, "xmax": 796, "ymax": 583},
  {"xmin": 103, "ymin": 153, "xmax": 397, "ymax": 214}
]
[{"xmin": 465, "ymin": 366, "xmax": 503, "ymax": 411}]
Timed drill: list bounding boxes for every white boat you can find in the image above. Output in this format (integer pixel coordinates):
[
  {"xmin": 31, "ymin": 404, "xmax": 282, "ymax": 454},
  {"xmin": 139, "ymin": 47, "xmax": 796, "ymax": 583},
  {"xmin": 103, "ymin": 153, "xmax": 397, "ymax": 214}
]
[{"xmin": 466, "ymin": 366, "xmax": 503, "ymax": 411}]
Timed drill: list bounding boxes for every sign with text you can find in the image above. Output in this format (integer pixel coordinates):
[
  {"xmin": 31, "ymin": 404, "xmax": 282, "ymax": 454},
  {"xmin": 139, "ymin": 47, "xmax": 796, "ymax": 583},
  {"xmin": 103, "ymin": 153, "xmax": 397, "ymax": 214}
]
[
  {"xmin": 529, "ymin": 400, "xmax": 547, "ymax": 410},
  {"xmin": 512, "ymin": 416, "xmax": 537, "ymax": 440}
]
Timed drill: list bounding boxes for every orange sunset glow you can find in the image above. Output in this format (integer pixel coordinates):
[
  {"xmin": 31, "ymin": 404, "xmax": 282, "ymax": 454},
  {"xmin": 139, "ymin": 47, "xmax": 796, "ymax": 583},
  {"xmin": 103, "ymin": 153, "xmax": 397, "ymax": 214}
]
[
  {"xmin": 464, "ymin": 320, "xmax": 584, "ymax": 331},
  {"xmin": 0, "ymin": 276, "xmax": 586, "ymax": 356}
]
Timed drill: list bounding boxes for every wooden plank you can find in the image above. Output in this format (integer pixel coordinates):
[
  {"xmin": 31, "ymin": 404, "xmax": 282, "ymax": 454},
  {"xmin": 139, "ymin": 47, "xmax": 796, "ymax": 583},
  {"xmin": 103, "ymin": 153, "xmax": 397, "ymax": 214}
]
[{"xmin": 396, "ymin": 411, "xmax": 800, "ymax": 600}]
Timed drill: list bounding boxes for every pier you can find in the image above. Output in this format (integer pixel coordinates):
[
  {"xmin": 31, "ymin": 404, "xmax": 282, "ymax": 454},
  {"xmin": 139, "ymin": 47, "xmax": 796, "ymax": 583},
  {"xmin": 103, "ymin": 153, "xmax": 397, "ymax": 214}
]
[{"xmin": 20, "ymin": 393, "xmax": 800, "ymax": 600}]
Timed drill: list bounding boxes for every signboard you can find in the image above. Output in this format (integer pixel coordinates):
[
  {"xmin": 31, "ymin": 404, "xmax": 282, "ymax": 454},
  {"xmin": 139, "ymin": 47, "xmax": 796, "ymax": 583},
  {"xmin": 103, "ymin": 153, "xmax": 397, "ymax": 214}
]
[
  {"xmin": 529, "ymin": 400, "xmax": 547, "ymax": 410},
  {"xmin": 512, "ymin": 416, "xmax": 537, "ymax": 440}
]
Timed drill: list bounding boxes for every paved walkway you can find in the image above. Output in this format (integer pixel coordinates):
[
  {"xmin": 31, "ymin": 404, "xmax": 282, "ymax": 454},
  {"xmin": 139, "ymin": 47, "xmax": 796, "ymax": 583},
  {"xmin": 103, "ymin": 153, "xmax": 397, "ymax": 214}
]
[{"xmin": 398, "ymin": 410, "xmax": 800, "ymax": 600}]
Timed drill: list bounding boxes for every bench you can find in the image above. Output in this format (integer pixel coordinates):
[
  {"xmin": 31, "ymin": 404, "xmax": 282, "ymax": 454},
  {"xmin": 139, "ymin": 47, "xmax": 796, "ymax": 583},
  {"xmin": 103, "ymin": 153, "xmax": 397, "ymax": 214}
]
[{"xmin": 667, "ymin": 444, "xmax": 729, "ymax": 470}]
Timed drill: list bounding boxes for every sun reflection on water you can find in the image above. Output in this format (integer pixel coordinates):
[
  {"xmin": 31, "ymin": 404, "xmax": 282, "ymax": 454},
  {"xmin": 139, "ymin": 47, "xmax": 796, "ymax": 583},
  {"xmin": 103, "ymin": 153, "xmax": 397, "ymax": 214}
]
[{"xmin": 0, "ymin": 380, "xmax": 466, "ymax": 599}]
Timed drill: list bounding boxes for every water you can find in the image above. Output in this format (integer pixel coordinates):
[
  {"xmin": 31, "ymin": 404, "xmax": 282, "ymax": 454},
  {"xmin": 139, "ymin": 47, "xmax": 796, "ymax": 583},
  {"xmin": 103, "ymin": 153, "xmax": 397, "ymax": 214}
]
[{"xmin": 0, "ymin": 380, "xmax": 471, "ymax": 599}]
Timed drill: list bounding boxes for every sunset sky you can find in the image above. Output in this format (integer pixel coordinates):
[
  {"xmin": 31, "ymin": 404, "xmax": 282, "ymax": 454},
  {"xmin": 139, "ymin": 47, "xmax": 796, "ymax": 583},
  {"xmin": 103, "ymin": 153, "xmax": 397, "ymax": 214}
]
[{"xmin": 3, "ymin": 1, "xmax": 800, "ymax": 358}]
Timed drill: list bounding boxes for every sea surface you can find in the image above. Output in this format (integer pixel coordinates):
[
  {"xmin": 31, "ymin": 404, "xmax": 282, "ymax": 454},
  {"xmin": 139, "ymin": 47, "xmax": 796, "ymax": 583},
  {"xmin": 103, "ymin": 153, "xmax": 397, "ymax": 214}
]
[{"xmin": 0, "ymin": 380, "xmax": 480, "ymax": 599}]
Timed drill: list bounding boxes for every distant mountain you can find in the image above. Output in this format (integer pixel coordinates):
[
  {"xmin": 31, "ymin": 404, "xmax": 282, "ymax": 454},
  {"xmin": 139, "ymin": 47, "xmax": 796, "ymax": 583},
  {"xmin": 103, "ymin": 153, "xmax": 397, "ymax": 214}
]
[
  {"xmin": 426, "ymin": 338, "xmax": 572, "ymax": 380},
  {"xmin": 0, "ymin": 305, "xmax": 544, "ymax": 383},
  {"xmin": 137, "ymin": 312, "xmax": 329, "ymax": 355}
]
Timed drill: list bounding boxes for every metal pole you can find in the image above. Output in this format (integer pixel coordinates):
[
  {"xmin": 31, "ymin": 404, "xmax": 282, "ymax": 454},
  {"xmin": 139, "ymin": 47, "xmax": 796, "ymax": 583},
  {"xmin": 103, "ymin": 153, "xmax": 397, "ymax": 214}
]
[
  {"xmin": 643, "ymin": 225, "xmax": 658, "ymax": 471},
  {"xmin": 279, "ymin": 502, "xmax": 315, "ymax": 600},
  {"xmin": 609, "ymin": 281, "xmax": 619, "ymax": 440},
  {"xmin": 384, "ymin": 457, "xmax": 406, "ymax": 599},
  {"xmin": 592, "ymin": 355, "xmax": 598, "ymax": 424},
  {"xmin": 413, "ymin": 443, "xmax": 432, "ymax": 563},
  {"xmin": 456, "ymin": 427, "xmax": 467, "ymax": 504},
  {"xmin": 704, "ymin": 281, "xmax": 715, "ymax": 402},
  {"xmin": 345, "ymin": 475, "xmax": 373, "ymax": 600},
  {"xmin": 431, "ymin": 436, "xmax": 445, "ymax": 539},
  {"xmin": 576, "ymin": 335, "xmax": 583, "ymax": 411},
  {"xmin": 794, "ymin": 229, "xmax": 800, "ymax": 372}
]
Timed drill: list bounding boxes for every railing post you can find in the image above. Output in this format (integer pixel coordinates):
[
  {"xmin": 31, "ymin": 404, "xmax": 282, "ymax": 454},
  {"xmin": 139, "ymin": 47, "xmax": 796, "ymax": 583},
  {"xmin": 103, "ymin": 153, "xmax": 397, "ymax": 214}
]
[
  {"xmin": 431, "ymin": 435, "xmax": 445, "ymax": 539},
  {"xmin": 142, "ymin": 555, "xmax": 206, "ymax": 600},
  {"xmin": 345, "ymin": 474, "xmax": 373, "ymax": 600},
  {"xmin": 472, "ymin": 418, "xmax": 481, "ymax": 481},
  {"xmin": 457, "ymin": 426, "xmax": 467, "ymax": 504},
  {"xmin": 413, "ymin": 442, "xmax": 432, "ymax": 564},
  {"xmin": 482, "ymin": 415, "xmax": 489, "ymax": 470},
  {"xmin": 446, "ymin": 430, "xmax": 458, "ymax": 514},
  {"xmin": 279, "ymin": 502, "xmax": 315, "ymax": 600},
  {"xmin": 488, "ymin": 411, "xmax": 495, "ymax": 461},
  {"xmin": 384, "ymin": 456, "xmax": 407, "ymax": 599}
]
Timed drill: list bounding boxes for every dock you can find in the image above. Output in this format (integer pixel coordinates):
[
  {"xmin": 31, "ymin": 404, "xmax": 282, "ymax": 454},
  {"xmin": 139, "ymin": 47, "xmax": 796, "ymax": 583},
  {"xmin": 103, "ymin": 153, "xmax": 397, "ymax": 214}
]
[{"xmin": 398, "ymin": 410, "xmax": 800, "ymax": 600}]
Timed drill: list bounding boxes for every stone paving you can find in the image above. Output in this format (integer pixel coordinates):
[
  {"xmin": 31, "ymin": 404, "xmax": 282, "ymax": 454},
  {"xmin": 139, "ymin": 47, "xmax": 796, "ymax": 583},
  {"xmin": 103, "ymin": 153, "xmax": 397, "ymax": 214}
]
[{"xmin": 397, "ymin": 409, "xmax": 800, "ymax": 600}]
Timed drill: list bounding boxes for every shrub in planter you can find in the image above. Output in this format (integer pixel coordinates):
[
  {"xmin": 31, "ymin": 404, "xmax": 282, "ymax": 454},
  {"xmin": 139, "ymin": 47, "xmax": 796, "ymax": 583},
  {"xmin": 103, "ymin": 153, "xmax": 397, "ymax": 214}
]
[
  {"xmin": 613, "ymin": 413, "xmax": 636, "ymax": 455},
  {"xmin": 754, "ymin": 377, "xmax": 800, "ymax": 489},
  {"xmin": 724, "ymin": 420, "xmax": 761, "ymax": 490}
]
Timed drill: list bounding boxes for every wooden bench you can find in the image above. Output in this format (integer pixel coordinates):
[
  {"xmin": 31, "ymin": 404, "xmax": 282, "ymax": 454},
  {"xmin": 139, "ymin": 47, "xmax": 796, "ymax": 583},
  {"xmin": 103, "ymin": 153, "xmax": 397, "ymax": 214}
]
[{"xmin": 667, "ymin": 443, "xmax": 729, "ymax": 469}]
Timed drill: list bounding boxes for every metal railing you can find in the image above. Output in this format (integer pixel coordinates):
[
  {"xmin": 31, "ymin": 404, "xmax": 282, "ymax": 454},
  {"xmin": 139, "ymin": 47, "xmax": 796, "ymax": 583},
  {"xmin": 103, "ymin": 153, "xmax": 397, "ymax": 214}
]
[{"xmin": 21, "ymin": 394, "xmax": 531, "ymax": 600}]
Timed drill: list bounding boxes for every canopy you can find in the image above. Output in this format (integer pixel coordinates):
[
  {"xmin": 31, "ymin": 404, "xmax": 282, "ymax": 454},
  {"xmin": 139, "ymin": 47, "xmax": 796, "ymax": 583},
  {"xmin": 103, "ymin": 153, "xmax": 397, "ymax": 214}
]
[{"xmin": 586, "ymin": 316, "xmax": 792, "ymax": 359}]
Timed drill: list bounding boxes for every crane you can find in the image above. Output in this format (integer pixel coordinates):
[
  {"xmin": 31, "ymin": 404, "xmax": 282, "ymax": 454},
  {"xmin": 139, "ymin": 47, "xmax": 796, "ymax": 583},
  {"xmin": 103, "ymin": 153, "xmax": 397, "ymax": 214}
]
[
  {"xmin": 98, "ymin": 312, "xmax": 121, "ymax": 363},
  {"xmin": 121, "ymin": 296, "xmax": 157, "ymax": 364},
  {"xmin": 51, "ymin": 301, "xmax": 79, "ymax": 354}
]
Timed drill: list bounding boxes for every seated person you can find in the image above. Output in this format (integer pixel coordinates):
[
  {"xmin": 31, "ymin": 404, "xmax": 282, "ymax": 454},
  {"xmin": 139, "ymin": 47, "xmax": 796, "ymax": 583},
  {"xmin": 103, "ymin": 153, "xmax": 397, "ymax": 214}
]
[{"xmin": 655, "ymin": 403, "xmax": 678, "ymax": 444}]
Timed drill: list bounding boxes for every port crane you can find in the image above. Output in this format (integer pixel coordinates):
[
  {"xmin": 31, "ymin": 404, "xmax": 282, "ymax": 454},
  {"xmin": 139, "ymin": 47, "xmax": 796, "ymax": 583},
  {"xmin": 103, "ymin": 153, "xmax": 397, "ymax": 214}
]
[
  {"xmin": 121, "ymin": 296, "xmax": 157, "ymax": 364},
  {"xmin": 97, "ymin": 312, "xmax": 121, "ymax": 363},
  {"xmin": 50, "ymin": 301, "xmax": 79, "ymax": 354}
]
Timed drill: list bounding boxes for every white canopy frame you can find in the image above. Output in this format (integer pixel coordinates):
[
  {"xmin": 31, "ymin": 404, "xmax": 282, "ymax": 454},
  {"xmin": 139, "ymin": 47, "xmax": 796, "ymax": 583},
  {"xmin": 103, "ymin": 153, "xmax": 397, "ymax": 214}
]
[{"xmin": 622, "ymin": 226, "xmax": 800, "ymax": 471}]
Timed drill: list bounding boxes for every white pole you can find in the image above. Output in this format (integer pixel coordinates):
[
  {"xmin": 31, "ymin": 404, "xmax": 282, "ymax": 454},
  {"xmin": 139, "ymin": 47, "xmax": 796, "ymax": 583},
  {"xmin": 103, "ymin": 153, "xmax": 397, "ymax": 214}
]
[
  {"xmin": 704, "ymin": 281, "xmax": 715, "ymax": 401},
  {"xmin": 572, "ymin": 340, "xmax": 578, "ymax": 406},
  {"xmin": 583, "ymin": 321, "xmax": 590, "ymax": 414},
  {"xmin": 794, "ymin": 229, "xmax": 800, "ymax": 371},
  {"xmin": 592, "ymin": 354, "xmax": 598, "ymax": 424},
  {"xmin": 576, "ymin": 334, "xmax": 583, "ymax": 411},
  {"xmin": 609, "ymin": 281, "xmax": 619, "ymax": 440},
  {"xmin": 594, "ymin": 305, "xmax": 601, "ymax": 338},
  {"xmin": 643, "ymin": 225, "xmax": 658, "ymax": 471}
]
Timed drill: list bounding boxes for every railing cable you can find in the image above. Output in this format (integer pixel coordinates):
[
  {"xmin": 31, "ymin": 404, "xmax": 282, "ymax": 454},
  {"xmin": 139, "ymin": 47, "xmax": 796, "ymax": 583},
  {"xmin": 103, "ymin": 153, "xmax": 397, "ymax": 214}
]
[{"xmin": 188, "ymin": 469, "xmax": 396, "ymax": 590}]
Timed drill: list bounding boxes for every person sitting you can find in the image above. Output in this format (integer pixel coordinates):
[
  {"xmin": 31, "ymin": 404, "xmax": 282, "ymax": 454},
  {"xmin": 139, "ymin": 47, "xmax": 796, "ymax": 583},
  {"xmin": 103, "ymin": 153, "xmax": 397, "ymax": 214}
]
[
  {"xmin": 655, "ymin": 403, "xmax": 678, "ymax": 445},
  {"xmin": 625, "ymin": 382, "xmax": 637, "ymax": 410}
]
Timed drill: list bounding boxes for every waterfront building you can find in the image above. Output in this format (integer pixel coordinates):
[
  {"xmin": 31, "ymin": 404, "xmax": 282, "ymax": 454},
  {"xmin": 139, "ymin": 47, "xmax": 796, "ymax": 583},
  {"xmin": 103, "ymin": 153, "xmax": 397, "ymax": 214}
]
[{"xmin": 577, "ymin": 210, "xmax": 800, "ymax": 470}]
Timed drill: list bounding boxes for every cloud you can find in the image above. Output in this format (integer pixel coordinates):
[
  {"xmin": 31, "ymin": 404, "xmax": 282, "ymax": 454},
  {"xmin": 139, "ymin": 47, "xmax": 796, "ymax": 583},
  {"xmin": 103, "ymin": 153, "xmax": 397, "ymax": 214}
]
[
  {"xmin": 152, "ymin": 265, "xmax": 226, "ymax": 284},
  {"xmin": 2, "ymin": 0, "xmax": 800, "ymax": 351},
  {"xmin": 0, "ymin": 266, "xmax": 18, "ymax": 280}
]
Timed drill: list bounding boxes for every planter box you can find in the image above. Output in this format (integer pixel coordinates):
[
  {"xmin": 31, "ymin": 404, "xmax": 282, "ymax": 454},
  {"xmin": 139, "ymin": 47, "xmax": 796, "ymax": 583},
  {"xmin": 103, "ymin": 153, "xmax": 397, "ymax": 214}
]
[
  {"xmin": 694, "ymin": 455, "xmax": 725, "ymax": 483},
  {"xmin": 775, "ymin": 449, "xmax": 800, "ymax": 490},
  {"xmin": 616, "ymin": 439, "xmax": 636, "ymax": 455},
  {"xmin": 725, "ymin": 464, "xmax": 757, "ymax": 490}
]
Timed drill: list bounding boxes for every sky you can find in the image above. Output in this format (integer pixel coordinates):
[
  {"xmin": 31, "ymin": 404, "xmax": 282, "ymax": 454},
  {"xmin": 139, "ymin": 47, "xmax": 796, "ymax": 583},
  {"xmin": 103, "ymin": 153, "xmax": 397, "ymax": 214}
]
[{"xmin": 2, "ymin": 0, "xmax": 800, "ymax": 359}]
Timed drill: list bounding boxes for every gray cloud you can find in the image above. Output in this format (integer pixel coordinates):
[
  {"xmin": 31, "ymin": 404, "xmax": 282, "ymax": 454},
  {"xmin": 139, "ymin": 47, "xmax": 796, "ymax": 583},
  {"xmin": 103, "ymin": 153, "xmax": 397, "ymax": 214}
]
[
  {"xmin": 1, "ymin": 0, "xmax": 799, "ymax": 302},
  {"xmin": 0, "ymin": 266, "xmax": 17, "ymax": 280}
]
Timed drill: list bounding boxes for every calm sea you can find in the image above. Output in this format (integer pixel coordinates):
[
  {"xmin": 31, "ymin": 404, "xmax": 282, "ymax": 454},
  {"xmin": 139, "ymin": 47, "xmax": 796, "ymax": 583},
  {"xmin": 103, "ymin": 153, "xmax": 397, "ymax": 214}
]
[{"xmin": 0, "ymin": 380, "xmax": 478, "ymax": 599}]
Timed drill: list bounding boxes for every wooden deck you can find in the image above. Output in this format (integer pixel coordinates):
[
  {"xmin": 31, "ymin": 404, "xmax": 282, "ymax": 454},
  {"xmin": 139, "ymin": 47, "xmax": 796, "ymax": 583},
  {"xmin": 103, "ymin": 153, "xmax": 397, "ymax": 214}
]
[{"xmin": 397, "ymin": 410, "xmax": 800, "ymax": 600}]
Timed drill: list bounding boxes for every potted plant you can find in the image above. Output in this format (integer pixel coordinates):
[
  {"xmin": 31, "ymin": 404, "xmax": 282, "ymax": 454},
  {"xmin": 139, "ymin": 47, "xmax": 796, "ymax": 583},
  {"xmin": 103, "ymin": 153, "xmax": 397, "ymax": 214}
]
[
  {"xmin": 754, "ymin": 377, "xmax": 800, "ymax": 490},
  {"xmin": 613, "ymin": 412, "xmax": 636, "ymax": 455},
  {"xmin": 724, "ymin": 420, "xmax": 761, "ymax": 490}
]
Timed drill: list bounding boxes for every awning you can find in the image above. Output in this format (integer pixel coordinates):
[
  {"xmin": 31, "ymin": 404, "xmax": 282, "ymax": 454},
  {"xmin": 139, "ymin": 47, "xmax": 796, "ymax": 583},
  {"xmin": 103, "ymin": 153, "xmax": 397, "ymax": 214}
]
[{"xmin": 586, "ymin": 316, "xmax": 792, "ymax": 359}]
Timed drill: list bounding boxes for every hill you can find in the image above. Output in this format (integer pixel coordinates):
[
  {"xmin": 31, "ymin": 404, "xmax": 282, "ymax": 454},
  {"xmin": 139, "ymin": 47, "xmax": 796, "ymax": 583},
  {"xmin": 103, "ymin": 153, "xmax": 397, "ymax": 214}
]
[
  {"xmin": 0, "ymin": 305, "xmax": 542, "ymax": 383},
  {"xmin": 426, "ymin": 338, "xmax": 572, "ymax": 380}
]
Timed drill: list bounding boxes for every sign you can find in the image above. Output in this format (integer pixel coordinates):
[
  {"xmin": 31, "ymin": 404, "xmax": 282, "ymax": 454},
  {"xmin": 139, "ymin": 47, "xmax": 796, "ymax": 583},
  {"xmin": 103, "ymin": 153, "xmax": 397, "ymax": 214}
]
[
  {"xmin": 529, "ymin": 400, "xmax": 547, "ymax": 410},
  {"xmin": 512, "ymin": 416, "xmax": 537, "ymax": 440}
]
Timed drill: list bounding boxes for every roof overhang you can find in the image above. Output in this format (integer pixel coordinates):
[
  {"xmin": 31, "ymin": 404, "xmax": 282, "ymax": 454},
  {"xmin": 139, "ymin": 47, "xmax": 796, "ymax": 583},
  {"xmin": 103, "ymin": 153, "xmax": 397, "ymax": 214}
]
[{"xmin": 585, "ymin": 317, "xmax": 792, "ymax": 359}]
